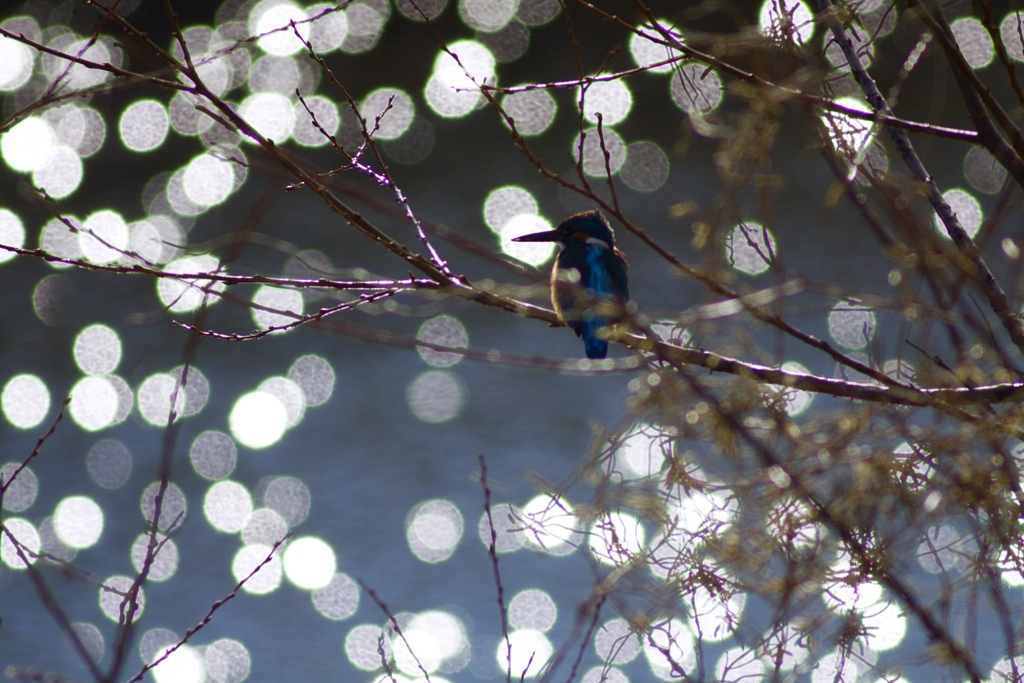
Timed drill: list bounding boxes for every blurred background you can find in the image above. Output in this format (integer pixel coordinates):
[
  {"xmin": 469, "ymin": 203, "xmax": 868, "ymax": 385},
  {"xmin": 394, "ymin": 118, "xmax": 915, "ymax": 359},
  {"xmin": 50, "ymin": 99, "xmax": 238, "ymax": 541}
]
[{"xmin": 0, "ymin": 0, "xmax": 1021, "ymax": 681}]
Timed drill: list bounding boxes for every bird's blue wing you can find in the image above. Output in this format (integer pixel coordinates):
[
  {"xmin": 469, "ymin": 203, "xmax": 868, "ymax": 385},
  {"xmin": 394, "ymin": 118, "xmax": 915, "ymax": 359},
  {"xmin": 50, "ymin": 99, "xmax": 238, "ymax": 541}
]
[
  {"xmin": 554, "ymin": 245, "xmax": 629, "ymax": 359},
  {"xmin": 578, "ymin": 246, "xmax": 622, "ymax": 358}
]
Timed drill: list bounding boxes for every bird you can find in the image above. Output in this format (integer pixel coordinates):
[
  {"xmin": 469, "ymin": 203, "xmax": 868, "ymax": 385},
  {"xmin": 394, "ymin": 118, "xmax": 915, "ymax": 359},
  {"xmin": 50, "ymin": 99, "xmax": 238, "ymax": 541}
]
[{"xmin": 513, "ymin": 210, "xmax": 629, "ymax": 359}]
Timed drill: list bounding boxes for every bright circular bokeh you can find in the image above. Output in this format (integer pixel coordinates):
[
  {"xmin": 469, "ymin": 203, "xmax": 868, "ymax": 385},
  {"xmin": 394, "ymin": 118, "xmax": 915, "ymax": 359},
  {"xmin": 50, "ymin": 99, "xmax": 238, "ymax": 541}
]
[
  {"xmin": 727, "ymin": 221, "xmax": 776, "ymax": 275},
  {"xmin": 416, "ymin": 314, "xmax": 468, "ymax": 367},
  {"xmin": 252, "ymin": 285, "xmax": 305, "ymax": 330},
  {"xmin": 758, "ymin": 0, "xmax": 813, "ymax": 44},
  {"xmin": 499, "ymin": 629, "xmax": 553, "ymax": 679},
  {"xmin": 501, "ymin": 214, "xmax": 556, "ymax": 266},
  {"xmin": 580, "ymin": 79, "xmax": 632, "ymax": 126},
  {"xmin": 2, "ymin": 374, "xmax": 50, "ymax": 429},
  {"xmin": 136, "ymin": 373, "xmax": 186, "ymax": 427},
  {"xmin": 485, "ymin": 185, "xmax": 539, "ymax": 233},
  {"xmin": 54, "ymin": 495, "xmax": 104, "ymax": 549},
  {"xmin": 0, "ymin": 518, "xmax": 40, "ymax": 569},
  {"xmin": 232, "ymin": 543, "xmax": 283, "ymax": 594},
  {"xmin": 69, "ymin": 376, "xmax": 120, "ymax": 432},
  {"xmin": 361, "ymin": 87, "xmax": 415, "ymax": 139},
  {"xmin": 501, "ymin": 88, "xmax": 556, "ymax": 136},
  {"xmin": 284, "ymin": 536, "xmax": 337, "ymax": 589},
  {"xmin": 120, "ymin": 99, "xmax": 170, "ymax": 152},
  {"xmin": 589, "ymin": 511, "xmax": 646, "ymax": 566},
  {"xmin": 520, "ymin": 494, "xmax": 582, "ymax": 556},
  {"xmin": 204, "ymin": 480, "xmax": 254, "ymax": 533},
  {"xmin": 251, "ymin": 0, "xmax": 311, "ymax": 55},
  {"xmin": 0, "ymin": 208, "xmax": 25, "ymax": 263},
  {"xmin": 630, "ymin": 20, "xmax": 681, "ymax": 73},
  {"xmin": 157, "ymin": 254, "xmax": 226, "ymax": 313},
  {"xmin": 2, "ymin": 116, "xmax": 55, "ymax": 172},
  {"xmin": 406, "ymin": 498, "xmax": 464, "ymax": 563},
  {"xmin": 229, "ymin": 391, "xmax": 289, "ymax": 449},
  {"xmin": 73, "ymin": 324, "xmax": 122, "ymax": 376},
  {"xmin": 509, "ymin": 588, "xmax": 557, "ymax": 632}
]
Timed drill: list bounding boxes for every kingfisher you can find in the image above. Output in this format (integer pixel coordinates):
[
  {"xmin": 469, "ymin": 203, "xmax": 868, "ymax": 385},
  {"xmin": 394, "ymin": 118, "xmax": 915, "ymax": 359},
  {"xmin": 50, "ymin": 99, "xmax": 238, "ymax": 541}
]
[{"xmin": 513, "ymin": 210, "xmax": 629, "ymax": 359}]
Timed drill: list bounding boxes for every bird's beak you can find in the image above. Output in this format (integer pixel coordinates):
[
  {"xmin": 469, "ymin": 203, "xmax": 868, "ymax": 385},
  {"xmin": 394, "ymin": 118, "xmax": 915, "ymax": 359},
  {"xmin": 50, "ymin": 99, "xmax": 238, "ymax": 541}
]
[{"xmin": 512, "ymin": 230, "xmax": 562, "ymax": 242}]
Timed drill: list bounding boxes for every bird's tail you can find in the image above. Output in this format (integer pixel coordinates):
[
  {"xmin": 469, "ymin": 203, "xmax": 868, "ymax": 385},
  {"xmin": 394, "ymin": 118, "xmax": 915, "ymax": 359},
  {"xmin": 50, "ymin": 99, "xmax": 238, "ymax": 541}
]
[{"xmin": 580, "ymin": 318, "xmax": 609, "ymax": 359}]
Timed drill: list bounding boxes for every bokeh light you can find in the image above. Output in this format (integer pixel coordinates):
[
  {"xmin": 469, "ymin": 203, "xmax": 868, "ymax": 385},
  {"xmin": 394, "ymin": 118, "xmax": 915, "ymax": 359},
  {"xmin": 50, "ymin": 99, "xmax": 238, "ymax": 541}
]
[
  {"xmin": 131, "ymin": 533, "xmax": 179, "ymax": 581},
  {"xmin": 589, "ymin": 511, "xmax": 646, "ymax": 566},
  {"xmin": 362, "ymin": 87, "xmax": 415, "ymax": 139},
  {"xmin": 346, "ymin": 623, "xmax": 391, "ymax": 671},
  {"xmin": 477, "ymin": 502, "xmax": 526, "ymax": 553},
  {"xmin": 191, "ymin": 432, "xmax": 237, "ymax": 482},
  {"xmin": 311, "ymin": 573, "xmax": 360, "ymax": 620},
  {"xmin": 572, "ymin": 127, "xmax": 626, "ymax": 177},
  {"xmin": 2, "ymin": 374, "xmax": 51, "ymax": 429},
  {"xmin": 520, "ymin": 494, "xmax": 582, "ymax": 556},
  {"xmin": 239, "ymin": 92, "xmax": 295, "ymax": 142},
  {"xmin": 54, "ymin": 495, "xmax": 104, "ymax": 549},
  {"xmin": 501, "ymin": 88, "xmax": 556, "ymax": 136},
  {"xmin": 407, "ymin": 370, "xmax": 465, "ymax": 423},
  {"xmin": 80, "ymin": 210, "xmax": 129, "ymax": 264},
  {"xmin": 137, "ymin": 372, "xmax": 186, "ymax": 427},
  {"xmin": 485, "ymin": 185, "xmax": 539, "ymax": 233},
  {"xmin": 727, "ymin": 221, "xmax": 776, "ymax": 275},
  {"xmin": 426, "ymin": 40, "xmax": 495, "ymax": 117},
  {"xmin": 70, "ymin": 376, "xmax": 120, "ymax": 432},
  {"xmin": 0, "ymin": 463, "xmax": 37, "ymax": 512},
  {"xmin": 233, "ymin": 543, "xmax": 283, "ymax": 594},
  {"xmin": 0, "ymin": 207, "xmax": 25, "ymax": 263},
  {"xmin": 99, "ymin": 575, "xmax": 144, "ymax": 622},
  {"xmin": 284, "ymin": 536, "xmax": 337, "ymax": 589},
  {"xmin": 204, "ymin": 480, "xmax": 254, "ymax": 533},
  {"xmin": 630, "ymin": 20, "xmax": 681, "ymax": 73},
  {"xmin": 0, "ymin": 27, "xmax": 34, "ymax": 90},
  {"xmin": 951, "ymin": 17, "xmax": 994, "ymax": 69},
  {"xmin": 758, "ymin": 0, "xmax": 813, "ymax": 45},
  {"xmin": 933, "ymin": 188, "xmax": 982, "ymax": 239},
  {"xmin": 621, "ymin": 141, "xmax": 669, "ymax": 192},
  {"xmin": 963, "ymin": 146, "xmax": 1006, "ymax": 194},
  {"xmin": 243, "ymin": 508, "xmax": 289, "ymax": 545},
  {"xmin": 263, "ymin": 475, "xmax": 311, "ymax": 526},
  {"xmin": 292, "ymin": 95, "xmax": 340, "ymax": 146},
  {"xmin": 206, "ymin": 638, "xmax": 252, "ymax": 683},
  {"xmin": 509, "ymin": 588, "xmax": 557, "ymax": 631},
  {"xmin": 288, "ymin": 354, "xmax": 335, "ymax": 406},
  {"xmin": 1000, "ymin": 12, "xmax": 1024, "ymax": 61},
  {"xmin": 406, "ymin": 498, "xmax": 464, "ymax": 563},
  {"xmin": 183, "ymin": 153, "xmax": 237, "ymax": 208},
  {"xmin": 2, "ymin": 116, "xmax": 55, "ymax": 172},
  {"xmin": 157, "ymin": 254, "xmax": 226, "ymax": 313},
  {"xmin": 251, "ymin": 1, "xmax": 310, "ymax": 55},
  {"xmin": 74, "ymin": 324, "xmax": 122, "ymax": 375},
  {"xmin": 828, "ymin": 302, "xmax": 875, "ymax": 349},
  {"xmin": 230, "ymin": 390, "xmax": 289, "ymax": 449},
  {"xmin": 0, "ymin": 518, "xmax": 39, "ymax": 569},
  {"xmin": 87, "ymin": 440, "xmax": 132, "ymax": 489},
  {"xmin": 417, "ymin": 314, "xmax": 468, "ymax": 367},
  {"xmin": 500, "ymin": 629, "xmax": 552, "ymax": 679},
  {"xmin": 500, "ymin": 213, "xmax": 555, "ymax": 266},
  {"xmin": 460, "ymin": 0, "xmax": 518, "ymax": 32},
  {"xmin": 580, "ymin": 80, "xmax": 632, "ymax": 126},
  {"xmin": 141, "ymin": 482, "xmax": 188, "ymax": 535},
  {"xmin": 595, "ymin": 618, "xmax": 641, "ymax": 664},
  {"xmin": 252, "ymin": 285, "xmax": 304, "ymax": 329},
  {"xmin": 120, "ymin": 100, "xmax": 170, "ymax": 152},
  {"xmin": 259, "ymin": 376, "xmax": 306, "ymax": 427}
]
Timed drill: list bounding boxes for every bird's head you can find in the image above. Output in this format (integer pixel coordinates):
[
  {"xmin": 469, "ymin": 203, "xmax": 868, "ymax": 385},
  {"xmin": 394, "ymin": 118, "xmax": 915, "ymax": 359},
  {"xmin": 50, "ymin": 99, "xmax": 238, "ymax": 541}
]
[{"xmin": 512, "ymin": 210, "xmax": 616, "ymax": 250}]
